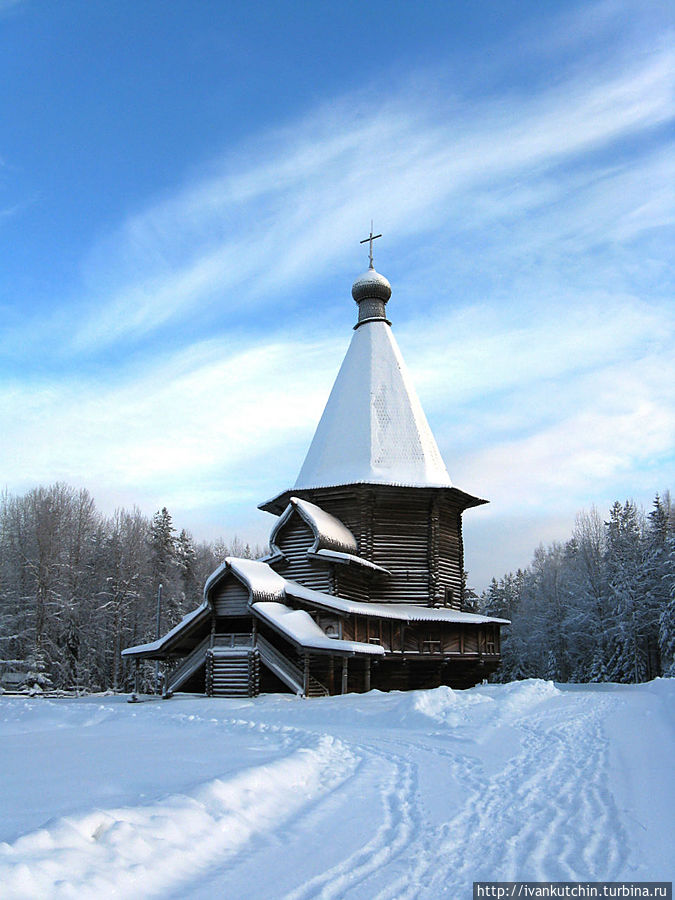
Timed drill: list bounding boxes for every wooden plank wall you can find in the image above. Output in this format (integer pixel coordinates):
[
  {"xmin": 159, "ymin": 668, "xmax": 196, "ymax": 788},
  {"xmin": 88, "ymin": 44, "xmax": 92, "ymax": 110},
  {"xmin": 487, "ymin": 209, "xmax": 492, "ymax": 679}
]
[
  {"xmin": 342, "ymin": 617, "xmax": 496, "ymax": 657},
  {"xmin": 212, "ymin": 578, "xmax": 250, "ymax": 617}
]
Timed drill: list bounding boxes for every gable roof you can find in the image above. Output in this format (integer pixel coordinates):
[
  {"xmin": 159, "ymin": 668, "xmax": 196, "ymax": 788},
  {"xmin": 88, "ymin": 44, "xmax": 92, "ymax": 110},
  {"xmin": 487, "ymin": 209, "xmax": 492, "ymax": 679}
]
[
  {"xmin": 268, "ymin": 496, "xmax": 391, "ymax": 575},
  {"xmin": 121, "ymin": 603, "xmax": 210, "ymax": 658},
  {"xmin": 204, "ymin": 556, "xmax": 286, "ymax": 604},
  {"xmin": 270, "ymin": 496, "xmax": 357, "ymax": 555}
]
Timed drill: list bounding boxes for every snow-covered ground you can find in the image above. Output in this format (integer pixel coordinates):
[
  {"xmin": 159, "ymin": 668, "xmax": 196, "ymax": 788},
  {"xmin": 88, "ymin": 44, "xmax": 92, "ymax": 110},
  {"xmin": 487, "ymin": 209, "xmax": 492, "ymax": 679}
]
[{"xmin": 0, "ymin": 679, "xmax": 673, "ymax": 899}]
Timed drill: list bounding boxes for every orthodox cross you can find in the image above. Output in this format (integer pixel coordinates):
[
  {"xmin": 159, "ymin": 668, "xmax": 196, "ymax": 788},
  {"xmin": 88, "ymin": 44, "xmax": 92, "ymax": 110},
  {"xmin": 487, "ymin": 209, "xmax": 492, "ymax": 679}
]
[{"xmin": 360, "ymin": 221, "xmax": 382, "ymax": 269}]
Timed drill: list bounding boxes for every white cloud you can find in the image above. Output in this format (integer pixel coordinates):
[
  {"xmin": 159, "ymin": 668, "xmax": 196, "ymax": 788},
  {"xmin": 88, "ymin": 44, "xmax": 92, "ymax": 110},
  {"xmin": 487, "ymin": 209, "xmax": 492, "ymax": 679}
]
[
  {"xmin": 0, "ymin": 333, "xmax": 343, "ymax": 511},
  {"xmin": 67, "ymin": 41, "xmax": 674, "ymax": 351}
]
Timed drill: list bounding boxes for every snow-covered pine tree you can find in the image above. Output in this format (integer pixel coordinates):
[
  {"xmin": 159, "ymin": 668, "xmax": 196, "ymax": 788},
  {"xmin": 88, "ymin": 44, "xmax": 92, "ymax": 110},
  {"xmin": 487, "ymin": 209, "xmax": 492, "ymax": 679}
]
[
  {"xmin": 604, "ymin": 501, "xmax": 649, "ymax": 683},
  {"xmin": 644, "ymin": 494, "xmax": 675, "ymax": 677},
  {"xmin": 480, "ymin": 571, "xmax": 525, "ymax": 681},
  {"xmin": 22, "ymin": 647, "xmax": 53, "ymax": 694},
  {"xmin": 565, "ymin": 508, "xmax": 610, "ymax": 681},
  {"xmin": 148, "ymin": 507, "xmax": 183, "ymax": 632},
  {"xmin": 651, "ymin": 493, "xmax": 675, "ymax": 677},
  {"xmin": 175, "ymin": 529, "xmax": 199, "ymax": 606}
]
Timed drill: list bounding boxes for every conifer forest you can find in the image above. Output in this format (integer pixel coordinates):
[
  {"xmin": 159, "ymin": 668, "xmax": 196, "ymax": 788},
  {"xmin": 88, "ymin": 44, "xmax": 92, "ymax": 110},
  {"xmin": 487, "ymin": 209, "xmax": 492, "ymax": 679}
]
[
  {"xmin": 479, "ymin": 494, "xmax": 675, "ymax": 683},
  {"xmin": 0, "ymin": 483, "xmax": 672, "ymax": 693}
]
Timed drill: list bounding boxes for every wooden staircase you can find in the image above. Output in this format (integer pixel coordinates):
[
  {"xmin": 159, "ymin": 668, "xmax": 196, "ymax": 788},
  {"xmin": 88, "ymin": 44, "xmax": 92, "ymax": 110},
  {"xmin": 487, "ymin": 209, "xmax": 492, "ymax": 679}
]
[
  {"xmin": 206, "ymin": 648, "xmax": 260, "ymax": 697},
  {"xmin": 165, "ymin": 631, "xmax": 328, "ymax": 699},
  {"xmin": 165, "ymin": 636, "xmax": 211, "ymax": 695},
  {"xmin": 256, "ymin": 634, "xmax": 329, "ymax": 697}
]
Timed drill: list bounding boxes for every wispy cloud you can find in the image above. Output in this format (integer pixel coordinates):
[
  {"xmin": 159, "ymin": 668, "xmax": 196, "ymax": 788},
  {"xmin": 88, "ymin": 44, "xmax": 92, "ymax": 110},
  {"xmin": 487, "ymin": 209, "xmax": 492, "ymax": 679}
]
[
  {"xmin": 69, "ymin": 36, "xmax": 674, "ymax": 351},
  {"xmin": 0, "ymin": 333, "xmax": 342, "ymax": 513},
  {"xmin": 403, "ymin": 291, "xmax": 674, "ymax": 505}
]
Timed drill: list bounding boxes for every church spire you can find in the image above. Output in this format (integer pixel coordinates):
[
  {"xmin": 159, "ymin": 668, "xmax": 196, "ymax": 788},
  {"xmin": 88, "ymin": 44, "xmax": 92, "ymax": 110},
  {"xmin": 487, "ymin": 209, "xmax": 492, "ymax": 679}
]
[{"xmin": 290, "ymin": 257, "xmax": 452, "ymax": 493}]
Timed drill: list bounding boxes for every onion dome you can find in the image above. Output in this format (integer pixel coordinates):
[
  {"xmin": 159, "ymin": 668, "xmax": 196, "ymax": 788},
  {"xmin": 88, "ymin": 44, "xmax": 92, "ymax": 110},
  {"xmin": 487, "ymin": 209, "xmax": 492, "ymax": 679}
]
[
  {"xmin": 351, "ymin": 267, "xmax": 392, "ymax": 303},
  {"xmin": 352, "ymin": 267, "xmax": 392, "ymax": 328}
]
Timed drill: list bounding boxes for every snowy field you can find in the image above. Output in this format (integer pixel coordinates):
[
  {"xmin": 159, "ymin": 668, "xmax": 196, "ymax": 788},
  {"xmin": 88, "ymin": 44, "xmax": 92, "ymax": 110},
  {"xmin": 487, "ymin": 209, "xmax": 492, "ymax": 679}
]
[{"xmin": 0, "ymin": 679, "xmax": 673, "ymax": 899}]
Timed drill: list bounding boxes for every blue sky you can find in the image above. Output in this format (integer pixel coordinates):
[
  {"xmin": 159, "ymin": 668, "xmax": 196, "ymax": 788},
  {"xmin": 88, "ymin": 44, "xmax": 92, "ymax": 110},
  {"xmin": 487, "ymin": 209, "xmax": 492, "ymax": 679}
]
[{"xmin": 1, "ymin": 0, "xmax": 673, "ymax": 589}]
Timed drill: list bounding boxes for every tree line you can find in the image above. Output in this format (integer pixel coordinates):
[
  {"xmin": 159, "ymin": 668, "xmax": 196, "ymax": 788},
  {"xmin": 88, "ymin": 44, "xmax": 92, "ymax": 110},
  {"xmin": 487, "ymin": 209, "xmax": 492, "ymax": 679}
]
[
  {"xmin": 1, "ymin": 483, "xmax": 673, "ymax": 693},
  {"xmin": 0, "ymin": 483, "xmax": 265, "ymax": 693},
  {"xmin": 478, "ymin": 493, "xmax": 675, "ymax": 683}
]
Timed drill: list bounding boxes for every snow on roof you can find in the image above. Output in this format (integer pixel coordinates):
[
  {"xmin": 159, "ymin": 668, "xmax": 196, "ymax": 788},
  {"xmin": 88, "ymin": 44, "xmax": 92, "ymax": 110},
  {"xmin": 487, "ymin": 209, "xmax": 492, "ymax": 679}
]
[
  {"xmin": 270, "ymin": 497, "xmax": 389, "ymax": 572},
  {"xmin": 203, "ymin": 556, "xmax": 286, "ymax": 604},
  {"xmin": 289, "ymin": 497, "xmax": 357, "ymax": 553},
  {"xmin": 293, "ymin": 319, "xmax": 452, "ymax": 491},
  {"xmin": 121, "ymin": 603, "xmax": 210, "ymax": 658},
  {"xmin": 309, "ymin": 548, "xmax": 390, "ymax": 574},
  {"xmin": 252, "ymin": 602, "xmax": 385, "ymax": 656},
  {"xmin": 284, "ymin": 580, "xmax": 510, "ymax": 625},
  {"xmin": 124, "ymin": 552, "xmax": 507, "ymax": 661},
  {"xmin": 228, "ymin": 557, "xmax": 286, "ymax": 600},
  {"xmin": 270, "ymin": 496, "xmax": 358, "ymax": 557}
]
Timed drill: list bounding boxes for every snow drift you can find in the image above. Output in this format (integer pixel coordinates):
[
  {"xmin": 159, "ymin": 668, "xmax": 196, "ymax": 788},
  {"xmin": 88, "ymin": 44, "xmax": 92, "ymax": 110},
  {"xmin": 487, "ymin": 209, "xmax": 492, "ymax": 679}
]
[{"xmin": 0, "ymin": 679, "xmax": 672, "ymax": 898}]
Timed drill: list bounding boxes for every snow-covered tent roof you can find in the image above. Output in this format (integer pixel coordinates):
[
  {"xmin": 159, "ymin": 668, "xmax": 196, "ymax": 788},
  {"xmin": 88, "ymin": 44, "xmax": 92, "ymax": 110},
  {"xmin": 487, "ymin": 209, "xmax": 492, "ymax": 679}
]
[
  {"xmin": 252, "ymin": 602, "xmax": 385, "ymax": 657},
  {"xmin": 285, "ymin": 580, "xmax": 510, "ymax": 625},
  {"xmin": 294, "ymin": 318, "xmax": 452, "ymax": 491},
  {"xmin": 259, "ymin": 265, "xmax": 487, "ymax": 515}
]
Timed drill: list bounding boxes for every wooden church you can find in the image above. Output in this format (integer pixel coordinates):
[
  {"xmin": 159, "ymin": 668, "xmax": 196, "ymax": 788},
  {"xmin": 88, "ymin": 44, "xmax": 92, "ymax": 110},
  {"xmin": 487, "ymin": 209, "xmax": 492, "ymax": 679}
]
[{"xmin": 123, "ymin": 237, "xmax": 507, "ymax": 697}]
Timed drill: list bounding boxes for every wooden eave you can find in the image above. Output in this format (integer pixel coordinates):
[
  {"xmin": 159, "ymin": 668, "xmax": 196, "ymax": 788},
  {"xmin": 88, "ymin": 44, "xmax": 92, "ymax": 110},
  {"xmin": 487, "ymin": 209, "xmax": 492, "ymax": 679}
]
[
  {"xmin": 259, "ymin": 483, "xmax": 488, "ymax": 516},
  {"xmin": 122, "ymin": 607, "xmax": 211, "ymax": 660}
]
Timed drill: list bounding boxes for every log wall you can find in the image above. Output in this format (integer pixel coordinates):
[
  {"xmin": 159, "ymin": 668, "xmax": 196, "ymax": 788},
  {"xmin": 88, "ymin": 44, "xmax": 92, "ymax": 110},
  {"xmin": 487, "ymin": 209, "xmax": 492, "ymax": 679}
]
[
  {"xmin": 297, "ymin": 485, "xmax": 472, "ymax": 608},
  {"xmin": 333, "ymin": 565, "xmax": 370, "ymax": 604},
  {"xmin": 369, "ymin": 491, "xmax": 431, "ymax": 604},
  {"xmin": 212, "ymin": 577, "xmax": 250, "ymax": 616},
  {"xmin": 273, "ymin": 513, "xmax": 333, "ymax": 593},
  {"xmin": 436, "ymin": 496, "xmax": 464, "ymax": 608}
]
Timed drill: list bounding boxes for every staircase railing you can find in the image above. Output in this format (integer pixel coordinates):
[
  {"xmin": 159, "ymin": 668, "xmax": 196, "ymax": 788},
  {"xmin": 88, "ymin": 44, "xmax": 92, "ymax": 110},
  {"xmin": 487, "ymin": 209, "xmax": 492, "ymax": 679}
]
[
  {"xmin": 212, "ymin": 633, "xmax": 254, "ymax": 649},
  {"xmin": 256, "ymin": 635, "xmax": 329, "ymax": 697},
  {"xmin": 256, "ymin": 634, "xmax": 304, "ymax": 695},
  {"xmin": 167, "ymin": 631, "xmax": 330, "ymax": 699},
  {"xmin": 166, "ymin": 636, "xmax": 211, "ymax": 694}
]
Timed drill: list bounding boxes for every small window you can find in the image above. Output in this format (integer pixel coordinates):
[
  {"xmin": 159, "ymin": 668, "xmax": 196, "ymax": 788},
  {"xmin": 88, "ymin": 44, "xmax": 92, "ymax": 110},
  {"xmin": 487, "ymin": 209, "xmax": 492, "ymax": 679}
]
[
  {"xmin": 444, "ymin": 587, "xmax": 453, "ymax": 607},
  {"xmin": 422, "ymin": 640, "xmax": 442, "ymax": 654},
  {"xmin": 368, "ymin": 637, "xmax": 381, "ymax": 645}
]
